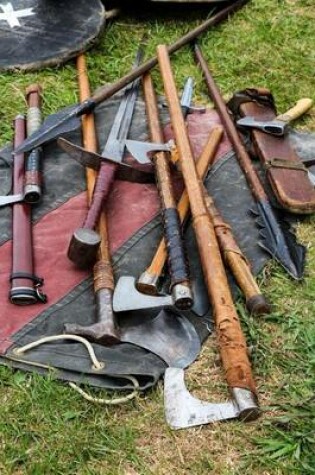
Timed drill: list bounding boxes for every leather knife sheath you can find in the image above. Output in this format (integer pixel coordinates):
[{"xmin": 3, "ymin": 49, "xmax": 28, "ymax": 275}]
[{"xmin": 239, "ymin": 100, "xmax": 315, "ymax": 214}]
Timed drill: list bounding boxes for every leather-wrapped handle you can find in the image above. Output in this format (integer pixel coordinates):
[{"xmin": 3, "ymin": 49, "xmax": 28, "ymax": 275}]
[
  {"xmin": 83, "ymin": 162, "xmax": 117, "ymax": 230},
  {"xmin": 25, "ymin": 84, "xmax": 43, "ymax": 203},
  {"xmin": 157, "ymin": 44, "xmax": 257, "ymax": 395},
  {"xmin": 142, "ymin": 73, "xmax": 191, "ymax": 300}
]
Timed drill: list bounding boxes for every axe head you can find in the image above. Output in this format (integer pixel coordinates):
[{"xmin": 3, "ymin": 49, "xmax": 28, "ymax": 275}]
[
  {"xmin": 125, "ymin": 139, "xmax": 172, "ymax": 164},
  {"xmin": 164, "ymin": 367, "xmax": 260, "ymax": 429},
  {"xmin": 237, "ymin": 116, "xmax": 288, "ymax": 136},
  {"xmin": 113, "ymin": 276, "xmax": 174, "ymax": 312}
]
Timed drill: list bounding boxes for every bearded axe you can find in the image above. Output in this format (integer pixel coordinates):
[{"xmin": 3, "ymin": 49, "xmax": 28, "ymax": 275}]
[{"xmin": 156, "ymin": 45, "xmax": 259, "ymax": 427}]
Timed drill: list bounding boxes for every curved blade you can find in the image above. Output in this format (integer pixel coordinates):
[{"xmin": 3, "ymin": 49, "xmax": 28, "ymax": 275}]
[
  {"xmin": 121, "ymin": 309, "xmax": 201, "ymax": 369},
  {"xmin": 164, "ymin": 368, "xmax": 237, "ymax": 429},
  {"xmin": 253, "ymin": 200, "xmax": 306, "ymax": 279}
]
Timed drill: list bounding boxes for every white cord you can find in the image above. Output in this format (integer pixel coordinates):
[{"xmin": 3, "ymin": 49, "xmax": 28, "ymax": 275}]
[
  {"xmin": 14, "ymin": 334, "xmax": 104, "ymax": 370},
  {"xmin": 69, "ymin": 376, "xmax": 139, "ymax": 405},
  {"xmin": 13, "ymin": 334, "xmax": 140, "ymax": 405}
]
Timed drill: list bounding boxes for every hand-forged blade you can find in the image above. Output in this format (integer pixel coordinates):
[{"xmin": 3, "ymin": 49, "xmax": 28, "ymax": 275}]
[
  {"xmin": 58, "ymin": 138, "xmax": 154, "ymax": 184},
  {"xmin": 253, "ymin": 199, "xmax": 306, "ymax": 279},
  {"xmin": 125, "ymin": 139, "xmax": 172, "ymax": 163},
  {"xmin": 121, "ymin": 309, "xmax": 201, "ymax": 369},
  {"xmin": 15, "ymin": 100, "xmax": 96, "ymax": 154},
  {"xmin": 164, "ymin": 367, "xmax": 238, "ymax": 429},
  {"xmin": 237, "ymin": 116, "xmax": 287, "ymax": 136},
  {"xmin": 113, "ymin": 276, "xmax": 174, "ymax": 312},
  {"xmin": 101, "ymin": 39, "xmax": 146, "ymax": 162}
]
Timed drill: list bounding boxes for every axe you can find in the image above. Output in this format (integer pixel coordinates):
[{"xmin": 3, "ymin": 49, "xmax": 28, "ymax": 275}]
[
  {"xmin": 156, "ymin": 44, "xmax": 259, "ymax": 428},
  {"xmin": 126, "ymin": 121, "xmax": 270, "ymax": 317},
  {"xmin": 236, "ymin": 98, "xmax": 313, "ymax": 136}
]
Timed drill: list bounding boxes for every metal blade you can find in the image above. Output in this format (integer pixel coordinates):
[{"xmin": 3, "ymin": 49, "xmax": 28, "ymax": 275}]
[
  {"xmin": 253, "ymin": 200, "xmax": 306, "ymax": 279},
  {"xmin": 101, "ymin": 39, "xmax": 146, "ymax": 162},
  {"xmin": 121, "ymin": 309, "xmax": 201, "ymax": 369},
  {"xmin": 180, "ymin": 77, "xmax": 194, "ymax": 115},
  {"xmin": 58, "ymin": 138, "xmax": 154, "ymax": 183},
  {"xmin": 125, "ymin": 139, "xmax": 172, "ymax": 163},
  {"xmin": 164, "ymin": 368, "xmax": 238, "ymax": 429},
  {"xmin": 237, "ymin": 117, "xmax": 288, "ymax": 136},
  {"xmin": 15, "ymin": 100, "xmax": 96, "ymax": 154},
  {"xmin": 0, "ymin": 193, "xmax": 24, "ymax": 206},
  {"xmin": 113, "ymin": 276, "xmax": 174, "ymax": 312}
]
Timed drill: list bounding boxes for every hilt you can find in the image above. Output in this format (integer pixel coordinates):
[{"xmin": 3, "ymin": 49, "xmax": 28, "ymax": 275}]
[
  {"xmin": 25, "ymin": 84, "xmax": 43, "ymax": 203},
  {"xmin": 67, "ymin": 162, "xmax": 117, "ymax": 269}
]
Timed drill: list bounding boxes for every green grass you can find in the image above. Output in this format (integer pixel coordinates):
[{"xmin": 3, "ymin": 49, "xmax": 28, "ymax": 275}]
[{"xmin": 0, "ymin": 1, "xmax": 315, "ymax": 474}]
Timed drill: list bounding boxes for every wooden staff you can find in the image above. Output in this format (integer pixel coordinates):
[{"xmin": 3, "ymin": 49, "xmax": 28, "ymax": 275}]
[
  {"xmin": 141, "ymin": 72, "xmax": 193, "ymax": 309},
  {"xmin": 64, "ymin": 54, "xmax": 119, "ymax": 344},
  {"xmin": 156, "ymin": 45, "xmax": 259, "ymax": 407}
]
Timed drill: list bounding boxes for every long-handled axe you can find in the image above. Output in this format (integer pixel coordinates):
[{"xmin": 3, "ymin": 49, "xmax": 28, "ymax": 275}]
[
  {"xmin": 156, "ymin": 44, "xmax": 260, "ymax": 427},
  {"xmin": 128, "ymin": 126, "xmax": 271, "ymax": 317}
]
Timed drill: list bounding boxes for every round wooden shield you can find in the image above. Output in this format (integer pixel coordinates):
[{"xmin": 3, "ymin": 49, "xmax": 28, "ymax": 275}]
[{"xmin": 0, "ymin": 0, "xmax": 106, "ymax": 71}]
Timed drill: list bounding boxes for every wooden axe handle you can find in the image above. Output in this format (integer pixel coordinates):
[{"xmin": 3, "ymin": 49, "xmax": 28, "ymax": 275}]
[
  {"xmin": 157, "ymin": 44, "xmax": 257, "ymax": 395},
  {"xmin": 276, "ymin": 98, "xmax": 313, "ymax": 123},
  {"xmin": 137, "ymin": 126, "xmax": 223, "ymax": 293},
  {"xmin": 77, "ymin": 55, "xmax": 117, "ymax": 341},
  {"xmin": 142, "ymin": 73, "xmax": 191, "ymax": 300}
]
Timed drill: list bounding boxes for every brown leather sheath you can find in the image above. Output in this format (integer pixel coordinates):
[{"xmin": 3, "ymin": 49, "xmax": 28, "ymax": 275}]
[{"xmin": 239, "ymin": 100, "xmax": 315, "ymax": 214}]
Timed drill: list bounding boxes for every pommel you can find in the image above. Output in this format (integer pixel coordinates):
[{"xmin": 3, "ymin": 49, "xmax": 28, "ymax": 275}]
[
  {"xmin": 246, "ymin": 294, "xmax": 272, "ymax": 316},
  {"xmin": 67, "ymin": 228, "xmax": 101, "ymax": 269}
]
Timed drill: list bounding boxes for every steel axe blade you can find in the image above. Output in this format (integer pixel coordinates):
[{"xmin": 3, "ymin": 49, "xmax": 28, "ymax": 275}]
[{"xmin": 164, "ymin": 367, "xmax": 259, "ymax": 429}]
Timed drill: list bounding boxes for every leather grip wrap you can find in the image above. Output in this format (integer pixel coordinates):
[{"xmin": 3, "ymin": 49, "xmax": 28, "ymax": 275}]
[
  {"xmin": 83, "ymin": 162, "xmax": 117, "ymax": 230},
  {"xmin": 163, "ymin": 207, "xmax": 189, "ymax": 288}
]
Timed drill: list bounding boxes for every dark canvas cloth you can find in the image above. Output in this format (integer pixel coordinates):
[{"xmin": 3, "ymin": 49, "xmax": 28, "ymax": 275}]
[{"xmin": 0, "ymin": 93, "xmax": 311, "ymax": 390}]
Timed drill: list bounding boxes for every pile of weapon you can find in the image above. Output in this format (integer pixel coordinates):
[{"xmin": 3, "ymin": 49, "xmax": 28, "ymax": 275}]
[{"xmin": 5, "ymin": 0, "xmax": 314, "ymax": 429}]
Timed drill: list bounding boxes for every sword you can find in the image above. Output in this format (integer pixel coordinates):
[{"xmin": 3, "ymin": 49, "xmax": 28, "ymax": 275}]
[{"xmin": 66, "ymin": 41, "xmax": 148, "ymax": 269}]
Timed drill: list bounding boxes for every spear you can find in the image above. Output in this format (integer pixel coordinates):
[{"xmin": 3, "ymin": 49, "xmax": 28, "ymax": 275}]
[
  {"xmin": 193, "ymin": 42, "xmax": 305, "ymax": 279},
  {"xmin": 15, "ymin": 0, "xmax": 249, "ymax": 155}
]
